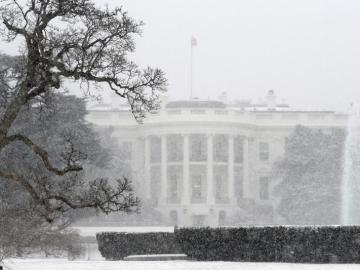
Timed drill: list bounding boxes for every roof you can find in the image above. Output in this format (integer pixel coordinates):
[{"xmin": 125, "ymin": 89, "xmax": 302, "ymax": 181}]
[{"xmin": 166, "ymin": 100, "xmax": 226, "ymax": 109}]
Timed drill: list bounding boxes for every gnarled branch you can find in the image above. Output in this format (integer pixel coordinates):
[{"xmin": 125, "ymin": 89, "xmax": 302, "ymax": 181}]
[
  {"xmin": 47, "ymin": 178, "xmax": 139, "ymax": 215},
  {"xmin": 6, "ymin": 134, "xmax": 82, "ymax": 176}
]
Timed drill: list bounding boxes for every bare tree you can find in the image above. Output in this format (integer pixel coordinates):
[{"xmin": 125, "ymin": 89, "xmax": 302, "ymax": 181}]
[{"xmin": 0, "ymin": 0, "xmax": 166, "ymax": 221}]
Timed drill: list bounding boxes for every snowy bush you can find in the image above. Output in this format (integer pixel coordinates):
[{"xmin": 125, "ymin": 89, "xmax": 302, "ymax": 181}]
[
  {"xmin": 175, "ymin": 226, "xmax": 360, "ymax": 263},
  {"xmin": 96, "ymin": 232, "xmax": 181, "ymax": 260}
]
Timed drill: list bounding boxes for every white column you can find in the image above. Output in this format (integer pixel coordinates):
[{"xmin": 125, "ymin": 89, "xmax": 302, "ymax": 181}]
[
  {"xmin": 207, "ymin": 134, "xmax": 215, "ymax": 204},
  {"xmin": 228, "ymin": 135, "xmax": 236, "ymax": 204},
  {"xmin": 161, "ymin": 135, "xmax": 167, "ymax": 204},
  {"xmin": 243, "ymin": 137, "xmax": 250, "ymax": 198},
  {"xmin": 182, "ymin": 134, "xmax": 190, "ymax": 204},
  {"xmin": 144, "ymin": 137, "xmax": 151, "ymax": 200}
]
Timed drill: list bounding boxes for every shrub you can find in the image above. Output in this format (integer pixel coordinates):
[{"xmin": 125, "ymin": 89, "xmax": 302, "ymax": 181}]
[
  {"xmin": 96, "ymin": 232, "xmax": 181, "ymax": 260},
  {"xmin": 175, "ymin": 226, "xmax": 360, "ymax": 263}
]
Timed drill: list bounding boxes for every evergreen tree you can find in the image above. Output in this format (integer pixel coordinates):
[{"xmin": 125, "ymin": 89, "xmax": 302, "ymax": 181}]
[{"xmin": 273, "ymin": 125, "xmax": 345, "ymax": 224}]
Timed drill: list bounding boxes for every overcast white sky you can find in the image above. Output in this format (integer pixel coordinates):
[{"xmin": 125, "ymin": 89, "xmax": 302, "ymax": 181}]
[
  {"xmin": 115, "ymin": 0, "xmax": 360, "ymax": 111},
  {"xmin": 2, "ymin": 0, "xmax": 360, "ymax": 111}
]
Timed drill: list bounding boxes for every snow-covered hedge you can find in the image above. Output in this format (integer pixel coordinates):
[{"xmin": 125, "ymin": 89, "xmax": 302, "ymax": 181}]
[
  {"xmin": 175, "ymin": 226, "xmax": 360, "ymax": 263},
  {"xmin": 96, "ymin": 232, "xmax": 181, "ymax": 260}
]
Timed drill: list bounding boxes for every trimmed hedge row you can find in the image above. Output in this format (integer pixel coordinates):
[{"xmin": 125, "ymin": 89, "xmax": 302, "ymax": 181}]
[
  {"xmin": 96, "ymin": 232, "xmax": 181, "ymax": 260},
  {"xmin": 174, "ymin": 226, "xmax": 360, "ymax": 263}
]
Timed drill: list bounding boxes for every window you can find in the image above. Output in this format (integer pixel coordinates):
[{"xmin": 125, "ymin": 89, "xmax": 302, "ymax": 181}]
[
  {"xmin": 150, "ymin": 136, "xmax": 161, "ymax": 163},
  {"xmin": 192, "ymin": 174, "xmax": 202, "ymax": 201},
  {"xmin": 190, "ymin": 134, "xmax": 207, "ymax": 161},
  {"xmin": 167, "ymin": 135, "xmax": 183, "ymax": 162},
  {"xmin": 259, "ymin": 176, "xmax": 269, "ymax": 200},
  {"xmin": 213, "ymin": 134, "xmax": 228, "ymax": 162},
  {"xmin": 190, "ymin": 165, "xmax": 206, "ymax": 203},
  {"xmin": 234, "ymin": 136, "xmax": 243, "ymax": 163},
  {"xmin": 259, "ymin": 142, "xmax": 269, "ymax": 161},
  {"xmin": 167, "ymin": 165, "xmax": 182, "ymax": 203},
  {"xmin": 214, "ymin": 165, "xmax": 228, "ymax": 203}
]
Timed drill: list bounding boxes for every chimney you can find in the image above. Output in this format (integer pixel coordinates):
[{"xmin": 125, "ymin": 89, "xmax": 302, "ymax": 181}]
[{"xmin": 266, "ymin": 90, "xmax": 277, "ymax": 110}]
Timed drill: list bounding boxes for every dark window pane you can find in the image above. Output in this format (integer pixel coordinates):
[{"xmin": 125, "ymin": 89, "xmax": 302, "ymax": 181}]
[
  {"xmin": 190, "ymin": 134, "xmax": 207, "ymax": 162},
  {"xmin": 192, "ymin": 175, "xmax": 202, "ymax": 200},
  {"xmin": 167, "ymin": 135, "xmax": 183, "ymax": 162},
  {"xmin": 167, "ymin": 165, "xmax": 182, "ymax": 203},
  {"xmin": 190, "ymin": 165, "xmax": 206, "ymax": 203},
  {"xmin": 214, "ymin": 165, "xmax": 228, "ymax": 203},
  {"xmin": 213, "ymin": 134, "xmax": 228, "ymax": 162}
]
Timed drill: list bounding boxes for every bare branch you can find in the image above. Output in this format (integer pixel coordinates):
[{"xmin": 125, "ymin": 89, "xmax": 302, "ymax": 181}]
[
  {"xmin": 46, "ymin": 178, "xmax": 139, "ymax": 214},
  {"xmin": 0, "ymin": 170, "xmax": 41, "ymax": 203},
  {"xmin": 2, "ymin": 18, "xmax": 28, "ymax": 37},
  {"xmin": 5, "ymin": 134, "xmax": 82, "ymax": 176}
]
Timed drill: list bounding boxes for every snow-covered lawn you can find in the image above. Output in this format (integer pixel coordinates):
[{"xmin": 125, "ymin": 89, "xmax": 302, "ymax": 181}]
[{"xmin": 3, "ymin": 259, "xmax": 360, "ymax": 270}]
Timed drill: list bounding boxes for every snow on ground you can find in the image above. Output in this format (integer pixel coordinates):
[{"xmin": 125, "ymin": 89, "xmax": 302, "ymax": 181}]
[
  {"xmin": 73, "ymin": 226, "xmax": 174, "ymax": 237},
  {"xmin": 3, "ymin": 259, "xmax": 360, "ymax": 270}
]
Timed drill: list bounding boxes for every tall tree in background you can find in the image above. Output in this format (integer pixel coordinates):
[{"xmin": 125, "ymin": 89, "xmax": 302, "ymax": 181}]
[
  {"xmin": 273, "ymin": 126, "xmax": 345, "ymax": 224},
  {"xmin": 0, "ymin": 0, "xmax": 166, "ymax": 221}
]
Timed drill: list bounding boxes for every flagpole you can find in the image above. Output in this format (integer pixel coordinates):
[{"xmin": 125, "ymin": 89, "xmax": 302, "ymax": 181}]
[
  {"xmin": 190, "ymin": 36, "xmax": 197, "ymax": 100},
  {"xmin": 190, "ymin": 40, "xmax": 193, "ymax": 99},
  {"xmin": 190, "ymin": 36, "xmax": 197, "ymax": 99}
]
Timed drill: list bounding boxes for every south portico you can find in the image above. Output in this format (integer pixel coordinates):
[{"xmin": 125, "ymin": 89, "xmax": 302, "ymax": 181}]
[{"xmin": 141, "ymin": 126, "xmax": 252, "ymax": 226}]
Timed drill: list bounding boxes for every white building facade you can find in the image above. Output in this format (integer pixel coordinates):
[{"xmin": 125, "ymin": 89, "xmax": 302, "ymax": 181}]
[{"xmin": 87, "ymin": 91, "xmax": 347, "ymax": 226}]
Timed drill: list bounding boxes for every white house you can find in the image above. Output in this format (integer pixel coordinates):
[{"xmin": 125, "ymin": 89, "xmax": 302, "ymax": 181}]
[{"xmin": 86, "ymin": 91, "xmax": 347, "ymax": 226}]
